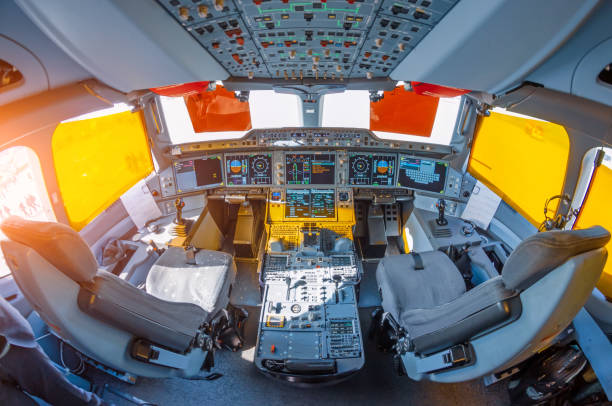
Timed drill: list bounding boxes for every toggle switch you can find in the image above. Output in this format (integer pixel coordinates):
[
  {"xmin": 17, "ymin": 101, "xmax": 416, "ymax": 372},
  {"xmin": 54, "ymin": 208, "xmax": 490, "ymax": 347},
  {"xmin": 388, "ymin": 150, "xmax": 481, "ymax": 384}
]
[{"xmin": 178, "ymin": 7, "xmax": 189, "ymax": 21}]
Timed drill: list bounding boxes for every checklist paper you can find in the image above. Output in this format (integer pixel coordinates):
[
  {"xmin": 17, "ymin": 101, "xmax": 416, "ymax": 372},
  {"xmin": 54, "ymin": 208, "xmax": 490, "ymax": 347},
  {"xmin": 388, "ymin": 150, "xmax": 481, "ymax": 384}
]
[
  {"xmin": 120, "ymin": 179, "xmax": 162, "ymax": 230},
  {"xmin": 460, "ymin": 180, "xmax": 502, "ymax": 230}
]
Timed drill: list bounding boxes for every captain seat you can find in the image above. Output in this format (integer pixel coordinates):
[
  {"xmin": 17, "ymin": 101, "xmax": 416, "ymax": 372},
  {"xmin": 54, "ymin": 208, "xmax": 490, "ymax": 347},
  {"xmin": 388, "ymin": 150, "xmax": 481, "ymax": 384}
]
[
  {"xmin": 0, "ymin": 216, "xmax": 234, "ymax": 378},
  {"xmin": 376, "ymin": 226, "xmax": 610, "ymax": 382}
]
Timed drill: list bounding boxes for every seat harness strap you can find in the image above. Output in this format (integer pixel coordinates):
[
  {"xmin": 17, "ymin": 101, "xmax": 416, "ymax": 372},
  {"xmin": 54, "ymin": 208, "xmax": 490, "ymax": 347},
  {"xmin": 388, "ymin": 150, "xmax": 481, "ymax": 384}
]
[{"xmin": 411, "ymin": 252, "xmax": 424, "ymax": 270}]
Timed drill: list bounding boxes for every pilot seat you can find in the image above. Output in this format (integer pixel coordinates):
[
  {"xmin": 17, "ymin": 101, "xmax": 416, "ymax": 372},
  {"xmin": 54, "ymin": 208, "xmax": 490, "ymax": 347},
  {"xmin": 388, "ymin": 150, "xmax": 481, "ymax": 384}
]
[
  {"xmin": 373, "ymin": 226, "xmax": 610, "ymax": 381},
  {"xmin": 0, "ymin": 216, "xmax": 239, "ymax": 378}
]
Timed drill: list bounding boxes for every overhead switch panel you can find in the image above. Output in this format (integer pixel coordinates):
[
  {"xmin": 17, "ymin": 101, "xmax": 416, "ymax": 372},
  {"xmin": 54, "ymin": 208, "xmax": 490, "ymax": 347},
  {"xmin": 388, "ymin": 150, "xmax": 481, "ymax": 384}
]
[{"xmin": 158, "ymin": 0, "xmax": 458, "ymax": 79}]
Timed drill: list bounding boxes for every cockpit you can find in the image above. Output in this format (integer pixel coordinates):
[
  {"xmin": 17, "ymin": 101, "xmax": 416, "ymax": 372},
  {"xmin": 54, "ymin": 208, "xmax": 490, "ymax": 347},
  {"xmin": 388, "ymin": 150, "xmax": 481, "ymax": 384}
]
[{"xmin": 1, "ymin": 0, "xmax": 612, "ymax": 404}]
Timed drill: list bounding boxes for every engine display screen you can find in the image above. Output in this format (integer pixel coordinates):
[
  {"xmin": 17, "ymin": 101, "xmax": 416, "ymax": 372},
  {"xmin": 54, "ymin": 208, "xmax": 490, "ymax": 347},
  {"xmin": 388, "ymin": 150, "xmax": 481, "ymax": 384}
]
[
  {"xmin": 285, "ymin": 153, "xmax": 335, "ymax": 185},
  {"xmin": 397, "ymin": 156, "xmax": 448, "ymax": 194},
  {"xmin": 285, "ymin": 189, "xmax": 335, "ymax": 219},
  {"xmin": 174, "ymin": 156, "xmax": 223, "ymax": 191},
  {"xmin": 225, "ymin": 153, "xmax": 272, "ymax": 185},
  {"xmin": 348, "ymin": 153, "xmax": 396, "ymax": 186}
]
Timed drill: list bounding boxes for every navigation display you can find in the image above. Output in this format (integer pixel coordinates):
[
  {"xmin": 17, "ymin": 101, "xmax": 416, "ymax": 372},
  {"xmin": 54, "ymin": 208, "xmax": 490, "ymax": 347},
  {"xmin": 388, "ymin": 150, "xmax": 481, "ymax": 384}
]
[
  {"xmin": 285, "ymin": 189, "xmax": 335, "ymax": 219},
  {"xmin": 397, "ymin": 156, "xmax": 448, "ymax": 193},
  {"xmin": 285, "ymin": 153, "xmax": 335, "ymax": 185},
  {"xmin": 348, "ymin": 153, "xmax": 396, "ymax": 186},
  {"xmin": 225, "ymin": 153, "xmax": 272, "ymax": 185},
  {"xmin": 174, "ymin": 156, "xmax": 224, "ymax": 191}
]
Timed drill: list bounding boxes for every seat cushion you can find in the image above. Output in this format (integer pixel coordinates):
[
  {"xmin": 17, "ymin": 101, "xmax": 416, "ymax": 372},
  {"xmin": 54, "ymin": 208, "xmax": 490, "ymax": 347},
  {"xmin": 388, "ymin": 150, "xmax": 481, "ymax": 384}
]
[
  {"xmin": 146, "ymin": 247, "xmax": 236, "ymax": 315},
  {"xmin": 403, "ymin": 276, "xmax": 517, "ymax": 353},
  {"xmin": 78, "ymin": 271, "xmax": 208, "ymax": 352},
  {"xmin": 376, "ymin": 251, "xmax": 466, "ymax": 325}
]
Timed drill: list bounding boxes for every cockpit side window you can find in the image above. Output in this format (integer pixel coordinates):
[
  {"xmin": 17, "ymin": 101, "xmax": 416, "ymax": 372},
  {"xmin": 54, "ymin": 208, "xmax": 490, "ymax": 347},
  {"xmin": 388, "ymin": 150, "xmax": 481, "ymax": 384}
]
[
  {"xmin": 468, "ymin": 110, "xmax": 570, "ymax": 227},
  {"xmin": 0, "ymin": 146, "xmax": 55, "ymax": 277},
  {"xmin": 573, "ymin": 149, "xmax": 612, "ymax": 299},
  {"xmin": 52, "ymin": 109, "xmax": 153, "ymax": 230}
]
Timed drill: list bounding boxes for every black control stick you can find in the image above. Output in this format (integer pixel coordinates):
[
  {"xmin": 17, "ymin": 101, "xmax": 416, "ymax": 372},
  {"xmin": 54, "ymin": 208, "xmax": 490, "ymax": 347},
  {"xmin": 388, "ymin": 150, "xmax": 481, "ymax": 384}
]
[
  {"xmin": 436, "ymin": 198, "xmax": 448, "ymax": 226},
  {"xmin": 333, "ymin": 274, "xmax": 342, "ymax": 304}
]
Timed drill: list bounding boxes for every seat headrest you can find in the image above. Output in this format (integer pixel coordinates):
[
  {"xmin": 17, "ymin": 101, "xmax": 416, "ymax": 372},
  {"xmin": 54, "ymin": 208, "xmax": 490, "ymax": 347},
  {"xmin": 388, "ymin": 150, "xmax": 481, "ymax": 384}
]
[
  {"xmin": 1, "ymin": 216, "xmax": 98, "ymax": 283},
  {"xmin": 502, "ymin": 226, "xmax": 610, "ymax": 291}
]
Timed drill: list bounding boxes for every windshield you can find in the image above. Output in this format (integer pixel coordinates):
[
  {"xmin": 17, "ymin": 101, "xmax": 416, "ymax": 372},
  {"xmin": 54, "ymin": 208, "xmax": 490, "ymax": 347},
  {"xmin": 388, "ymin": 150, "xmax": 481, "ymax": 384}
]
[
  {"xmin": 163, "ymin": 90, "xmax": 302, "ymax": 145},
  {"xmin": 160, "ymin": 84, "xmax": 460, "ymax": 146}
]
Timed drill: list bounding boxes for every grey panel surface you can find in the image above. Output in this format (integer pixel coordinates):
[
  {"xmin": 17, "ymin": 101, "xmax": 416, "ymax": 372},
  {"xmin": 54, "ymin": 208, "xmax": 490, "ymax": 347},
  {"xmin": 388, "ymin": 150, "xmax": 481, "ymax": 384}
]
[
  {"xmin": 230, "ymin": 261, "xmax": 262, "ymax": 306},
  {"xmin": 0, "ymin": 0, "xmax": 90, "ymax": 106},
  {"xmin": 390, "ymin": 0, "xmax": 600, "ymax": 93},
  {"xmin": 526, "ymin": 1, "xmax": 612, "ymax": 107},
  {"xmin": 16, "ymin": 0, "xmax": 228, "ymax": 92}
]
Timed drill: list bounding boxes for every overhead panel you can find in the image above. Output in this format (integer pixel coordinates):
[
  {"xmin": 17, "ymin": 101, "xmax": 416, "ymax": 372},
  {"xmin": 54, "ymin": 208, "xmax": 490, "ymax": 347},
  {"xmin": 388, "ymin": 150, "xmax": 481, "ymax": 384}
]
[{"xmin": 157, "ymin": 0, "xmax": 458, "ymax": 79}]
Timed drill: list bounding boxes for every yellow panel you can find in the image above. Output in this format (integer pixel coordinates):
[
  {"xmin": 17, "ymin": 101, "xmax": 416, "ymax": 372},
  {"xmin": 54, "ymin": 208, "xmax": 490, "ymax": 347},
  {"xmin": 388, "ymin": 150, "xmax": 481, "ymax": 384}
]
[
  {"xmin": 468, "ymin": 112, "xmax": 569, "ymax": 226},
  {"xmin": 574, "ymin": 165, "xmax": 612, "ymax": 299},
  {"xmin": 52, "ymin": 111, "xmax": 153, "ymax": 230}
]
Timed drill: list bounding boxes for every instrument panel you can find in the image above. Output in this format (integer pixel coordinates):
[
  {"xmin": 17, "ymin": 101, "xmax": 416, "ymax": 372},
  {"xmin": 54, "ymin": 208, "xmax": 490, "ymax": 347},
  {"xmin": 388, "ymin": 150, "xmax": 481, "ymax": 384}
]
[
  {"xmin": 173, "ymin": 155, "xmax": 224, "ymax": 193},
  {"xmin": 348, "ymin": 153, "xmax": 396, "ymax": 187},
  {"xmin": 285, "ymin": 189, "xmax": 336, "ymax": 219},
  {"xmin": 225, "ymin": 153, "xmax": 273, "ymax": 186},
  {"xmin": 397, "ymin": 155, "xmax": 448, "ymax": 194},
  {"xmin": 285, "ymin": 153, "xmax": 335, "ymax": 185},
  {"xmin": 164, "ymin": 150, "xmax": 463, "ymax": 199}
]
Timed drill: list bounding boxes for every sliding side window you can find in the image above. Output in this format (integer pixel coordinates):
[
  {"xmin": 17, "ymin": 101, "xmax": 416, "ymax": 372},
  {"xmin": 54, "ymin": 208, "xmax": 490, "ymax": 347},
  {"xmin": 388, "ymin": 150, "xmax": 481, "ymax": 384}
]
[
  {"xmin": 573, "ymin": 156, "xmax": 612, "ymax": 299},
  {"xmin": 468, "ymin": 111, "xmax": 570, "ymax": 226},
  {"xmin": 52, "ymin": 110, "xmax": 153, "ymax": 230}
]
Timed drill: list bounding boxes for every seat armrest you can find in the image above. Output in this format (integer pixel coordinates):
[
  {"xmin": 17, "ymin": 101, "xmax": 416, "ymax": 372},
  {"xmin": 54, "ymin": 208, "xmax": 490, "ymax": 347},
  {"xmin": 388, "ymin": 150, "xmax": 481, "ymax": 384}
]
[
  {"xmin": 412, "ymin": 296, "xmax": 522, "ymax": 355},
  {"xmin": 77, "ymin": 271, "xmax": 209, "ymax": 353}
]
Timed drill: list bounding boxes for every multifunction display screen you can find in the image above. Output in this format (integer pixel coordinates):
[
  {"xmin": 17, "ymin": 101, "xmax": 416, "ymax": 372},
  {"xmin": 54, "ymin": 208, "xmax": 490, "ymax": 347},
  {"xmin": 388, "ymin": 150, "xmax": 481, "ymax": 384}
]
[
  {"xmin": 348, "ymin": 153, "xmax": 396, "ymax": 186},
  {"xmin": 225, "ymin": 154, "xmax": 272, "ymax": 185},
  {"xmin": 397, "ymin": 156, "xmax": 448, "ymax": 194},
  {"xmin": 285, "ymin": 189, "xmax": 335, "ymax": 219},
  {"xmin": 285, "ymin": 153, "xmax": 335, "ymax": 185},
  {"xmin": 174, "ymin": 156, "xmax": 223, "ymax": 191}
]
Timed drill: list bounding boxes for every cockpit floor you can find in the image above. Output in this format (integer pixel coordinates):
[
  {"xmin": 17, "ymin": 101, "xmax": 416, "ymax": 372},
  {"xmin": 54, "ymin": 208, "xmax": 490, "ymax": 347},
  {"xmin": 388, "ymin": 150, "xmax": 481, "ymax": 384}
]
[{"xmin": 89, "ymin": 305, "xmax": 511, "ymax": 406}]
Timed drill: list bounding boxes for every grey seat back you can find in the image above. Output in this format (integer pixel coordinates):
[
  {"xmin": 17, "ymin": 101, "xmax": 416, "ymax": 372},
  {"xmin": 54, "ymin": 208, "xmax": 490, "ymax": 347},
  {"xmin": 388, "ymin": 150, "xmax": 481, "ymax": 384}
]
[
  {"xmin": 0, "ymin": 239, "xmax": 206, "ymax": 377},
  {"xmin": 502, "ymin": 226, "xmax": 610, "ymax": 290},
  {"xmin": 1, "ymin": 216, "xmax": 98, "ymax": 283},
  {"xmin": 399, "ymin": 226, "xmax": 610, "ymax": 382},
  {"xmin": 0, "ymin": 217, "xmax": 209, "ymax": 377}
]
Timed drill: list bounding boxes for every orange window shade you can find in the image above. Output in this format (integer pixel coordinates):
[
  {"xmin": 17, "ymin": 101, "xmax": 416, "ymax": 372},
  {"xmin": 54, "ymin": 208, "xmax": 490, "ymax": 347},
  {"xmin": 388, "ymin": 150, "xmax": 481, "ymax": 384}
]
[
  {"xmin": 468, "ymin": 112, "xmax": 569, "ymax": 227},
  {"xmin": 573, "ymin": 164, "xmax": 612, "ymax": 299},
  {"xmin": 370, "ymin": 88, "xmax": 439, "ymax": 137},
  {"xmin": 184, "ymin": 86, "xmax": 252, "ymax": 133},
  {"xmin": 53, "ymin": 111, "xmax": 153, "ymax": 230}
]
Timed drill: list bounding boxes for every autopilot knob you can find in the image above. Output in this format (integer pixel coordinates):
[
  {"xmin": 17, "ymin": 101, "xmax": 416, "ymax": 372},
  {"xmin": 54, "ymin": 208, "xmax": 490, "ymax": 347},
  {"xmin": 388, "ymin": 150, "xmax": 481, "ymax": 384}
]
[
  {"xmin": 436, "ymin": 198, "xmax": 448, "ymax": 226},
  {"xmin": 269, "ymin": 237, "xmax": 286, "ymax": 252},
  {"xmin": 333, "ymin": 237, "xmax": 352, "ymax": 252}
]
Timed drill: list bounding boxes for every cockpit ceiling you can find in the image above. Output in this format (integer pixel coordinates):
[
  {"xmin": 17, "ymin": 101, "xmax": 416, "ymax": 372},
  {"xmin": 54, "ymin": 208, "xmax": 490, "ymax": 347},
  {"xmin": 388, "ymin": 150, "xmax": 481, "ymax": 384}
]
[{"xmin": 157, "ymin": 0, "xmax": 457, "ymax": 80}]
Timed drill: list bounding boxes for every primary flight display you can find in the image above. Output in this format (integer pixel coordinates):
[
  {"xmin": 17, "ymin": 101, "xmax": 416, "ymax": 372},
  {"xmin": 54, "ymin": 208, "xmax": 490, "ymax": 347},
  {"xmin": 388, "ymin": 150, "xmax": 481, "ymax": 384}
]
[
  {"xmin": 225, "ymin": 153, "xmax": 272, "ymax": 185},
  {"xmin": 348, "ymin": 153, "xmax": 396, "ymax": 186}
]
